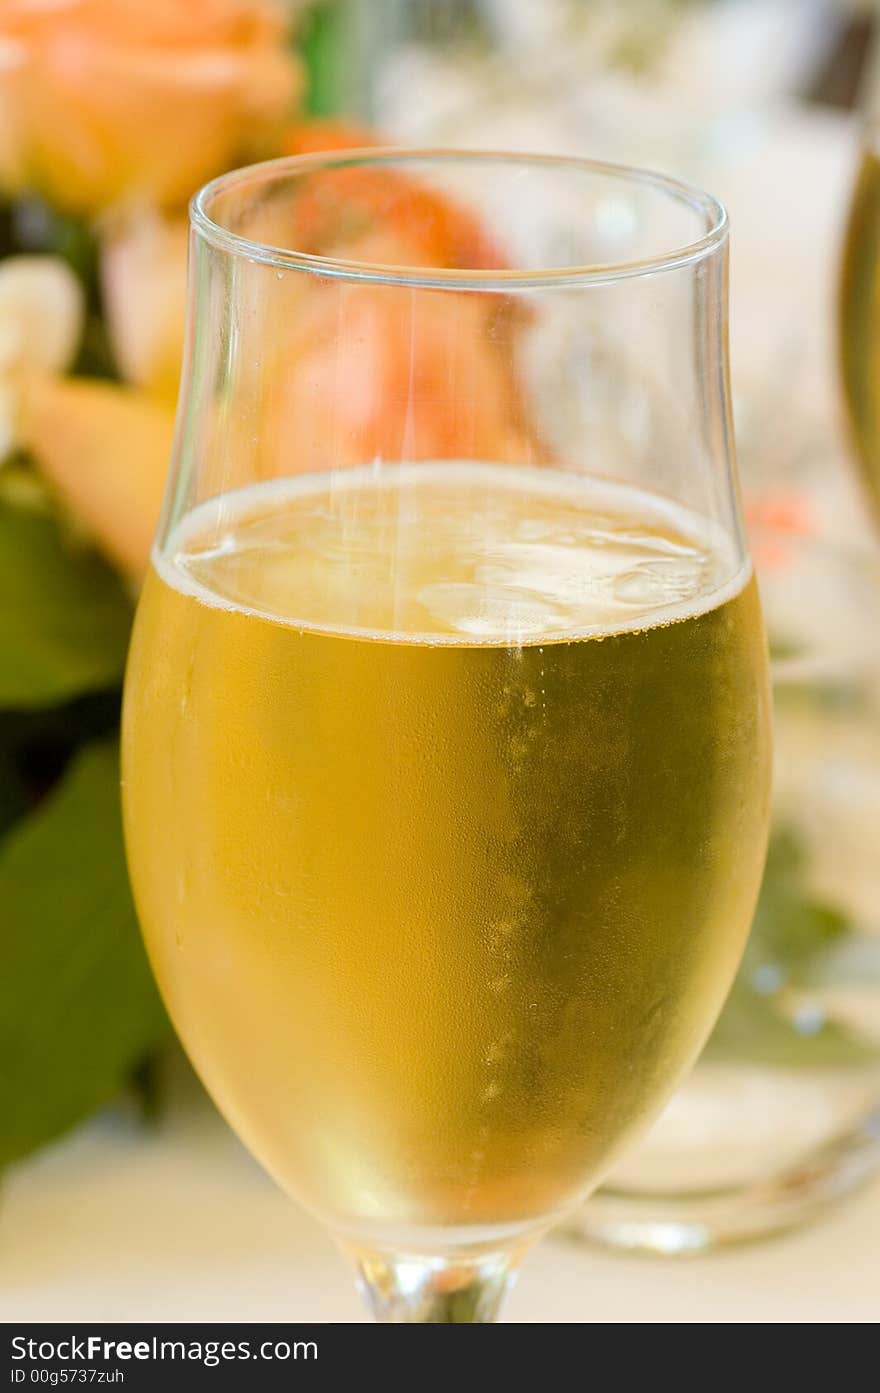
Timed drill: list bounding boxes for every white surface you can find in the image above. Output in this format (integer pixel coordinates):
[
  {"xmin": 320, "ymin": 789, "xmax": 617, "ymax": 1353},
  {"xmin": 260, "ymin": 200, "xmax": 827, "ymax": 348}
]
[
  {"xmin": 2, "ymin": 1108, "xmax": 878, "ymax": 1324},
  {"xmin": 3, "ymin": 106, "xmax": 878, "ymax": 1325}
]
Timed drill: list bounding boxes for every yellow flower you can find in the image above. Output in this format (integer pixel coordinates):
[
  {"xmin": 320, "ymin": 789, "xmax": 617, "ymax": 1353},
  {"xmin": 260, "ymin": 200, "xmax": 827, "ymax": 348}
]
[
  {"xmin": 19, "ymin": 373, "xmax": 175, "ymax": 579},
  {"xmin": 0, "ymin": 0, "xmax": 301, "ymax": 215}
]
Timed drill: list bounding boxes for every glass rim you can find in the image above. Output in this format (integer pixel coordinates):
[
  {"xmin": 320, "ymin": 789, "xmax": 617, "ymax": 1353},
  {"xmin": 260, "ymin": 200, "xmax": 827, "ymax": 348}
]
[{"xmin": 190, "ymin": 147, "xmax": 729, "ymax": 290}]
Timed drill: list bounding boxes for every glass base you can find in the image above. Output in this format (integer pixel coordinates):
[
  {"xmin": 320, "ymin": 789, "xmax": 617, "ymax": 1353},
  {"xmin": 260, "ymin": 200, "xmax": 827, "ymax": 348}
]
[
  {"xmin": 351, "ymin": 1247, "xmax": 521, "ymax": 1322},
  {"xmin": 336, "ymin": 1214, "xmax": 547, "ymax": 1320},
  {"xmin": 565, "ymin": 1110, "xmax": 880, "ymax": 1256}
]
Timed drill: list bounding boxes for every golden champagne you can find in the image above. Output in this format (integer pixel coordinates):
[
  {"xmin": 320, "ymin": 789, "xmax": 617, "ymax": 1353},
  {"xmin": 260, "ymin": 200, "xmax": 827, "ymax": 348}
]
[
  {"xmin": 123, "ymin": 463, "xmax": 770, "ymax": 1245},
  {"xmin": 841, "ymin": 145, "xmax": 880, "ymax": 517}
]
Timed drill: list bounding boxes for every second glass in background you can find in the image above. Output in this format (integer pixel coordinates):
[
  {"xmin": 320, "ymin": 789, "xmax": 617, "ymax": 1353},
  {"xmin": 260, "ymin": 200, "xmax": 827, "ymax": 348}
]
[
  {"xmin": 122, "ymin": 150, "xmax": 770, "ymax": 1319},
  {"xmin": 570, "ymin": 529, "xmax": 880, "ymax": 1253}
]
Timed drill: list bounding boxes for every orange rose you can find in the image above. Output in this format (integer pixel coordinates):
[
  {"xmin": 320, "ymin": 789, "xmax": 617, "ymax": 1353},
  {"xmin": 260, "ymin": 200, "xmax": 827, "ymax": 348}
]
[
  {"xmin": 261, "ymin": 141, "xmax": 541, "ymax": 471},
  {"xmin": 263, "ymin": 283, "xmax": 541, "ymax": 477},
  {"xmin": 19, "ymin": 373, "xmax": 175, "ymax": 578},
  {"xmin": 38, "ymin": 124, "xmax": 546, "ymax": 578},
  {"xmin": 0, "ymin": 0, "xmax": 300, "ymax": 214}
]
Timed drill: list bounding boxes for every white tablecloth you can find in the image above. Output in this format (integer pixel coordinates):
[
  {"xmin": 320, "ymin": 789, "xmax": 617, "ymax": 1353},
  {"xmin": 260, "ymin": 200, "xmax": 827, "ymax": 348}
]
[{"xmin": 2, "ymin": 1108, "xmax": 877, "ymax": 1323}]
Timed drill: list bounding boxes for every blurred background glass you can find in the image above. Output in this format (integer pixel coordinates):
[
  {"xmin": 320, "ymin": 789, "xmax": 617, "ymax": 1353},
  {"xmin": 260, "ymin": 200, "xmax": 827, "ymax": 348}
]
[
  {"xmin": 840, "ymin": 18, "xmax": 880, "ymax": 521},
  {"xmin": 572, "ymin": 528, "xmax": 880, "ymax": 1250}
]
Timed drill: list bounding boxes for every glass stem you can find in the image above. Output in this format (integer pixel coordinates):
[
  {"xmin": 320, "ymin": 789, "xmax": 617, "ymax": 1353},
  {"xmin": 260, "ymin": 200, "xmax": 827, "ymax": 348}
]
[{"xmin": 348, "ymin": 1245, "xmax": 525, "ymax": 1323}]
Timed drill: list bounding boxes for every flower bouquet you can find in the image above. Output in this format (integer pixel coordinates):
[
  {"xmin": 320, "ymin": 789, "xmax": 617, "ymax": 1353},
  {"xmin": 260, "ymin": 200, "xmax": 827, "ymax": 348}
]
[{"xmin": 0, "ymin": 0, "xmax": 541, "ymax": 1170}]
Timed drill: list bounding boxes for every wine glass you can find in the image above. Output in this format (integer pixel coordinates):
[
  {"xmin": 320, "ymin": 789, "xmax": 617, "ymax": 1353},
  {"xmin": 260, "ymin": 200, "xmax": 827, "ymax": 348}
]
[{"xmin": 121, "ymin": 150, "xmax": 771, "ymax": 1322}]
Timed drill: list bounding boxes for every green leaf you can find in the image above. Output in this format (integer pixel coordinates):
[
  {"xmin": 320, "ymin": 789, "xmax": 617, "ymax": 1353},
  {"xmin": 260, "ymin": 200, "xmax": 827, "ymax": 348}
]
[
  {"xmin": 0, "ymin": 738, "xmax": 168, "ymax": 1166},
  {"xmin": 705, "ymin": 822, "xmax": 880, "ymax": 1068},
  {"xmin": 0, "ymin": 737, "xmax": 28, "ymax": 838},
  {"xmin": 3, "ymin": 196, "xmax": 119, "ymax": 379},
  {"xmin": 300, "ymin": 1, "xmax": 351, "ymax": 116},
  {"xmin": 0, "ymin": 495, "xmax": 132, "ymax": 708},
  {"xmin": 72, "ymin": 308, "xmax": 119, "ymax": 381},
  {"xmin": 705, "ymin": 981, "xmax": 879, "ymax": 1069},
  {"xmin": 747, "ymin": 887, "xmax": 850, "ymax": 977},
  {"xmin": 10, "ymin": 197, "xmax": 99, "ymax": 287},
  {"xmin": 774, "ymin": 677, "xmax": 866, "ymax": 716},
  {"xmin": 1, "ymin": 687, "xmax": 121, "ymax": 764},
  {"xmin": 741, "ymin": 825, "xmax": 850, "ymax": 977},
  {"xmin": 0, "ymin": 688, "xmax": 122, "ymax": 843},
  {"xmin": 767, "ymin": 633, "xmax": 803, "ymax": 664}
]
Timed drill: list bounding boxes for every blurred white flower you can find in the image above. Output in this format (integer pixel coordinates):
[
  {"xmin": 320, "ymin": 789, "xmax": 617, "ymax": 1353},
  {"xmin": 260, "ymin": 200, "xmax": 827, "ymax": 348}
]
[{"xmin": 0, "ymin": 254, "xmax": 84, "ymax": 458}]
